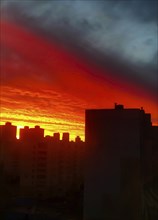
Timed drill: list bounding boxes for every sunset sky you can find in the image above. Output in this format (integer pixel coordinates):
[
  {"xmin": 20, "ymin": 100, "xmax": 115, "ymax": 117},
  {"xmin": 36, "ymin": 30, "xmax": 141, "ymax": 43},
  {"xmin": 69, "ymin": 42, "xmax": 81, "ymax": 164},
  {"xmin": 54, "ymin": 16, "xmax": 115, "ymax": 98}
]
[{"xmin": 0, "ymin": 0, "xmax": 158, "ymax": 140}]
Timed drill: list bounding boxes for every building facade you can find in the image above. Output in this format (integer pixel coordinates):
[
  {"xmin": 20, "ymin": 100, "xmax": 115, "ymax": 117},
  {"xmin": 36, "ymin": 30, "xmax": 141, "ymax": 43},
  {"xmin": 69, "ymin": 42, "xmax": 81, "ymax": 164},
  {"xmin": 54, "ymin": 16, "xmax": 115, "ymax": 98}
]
[{"xmin": 84, "ymin": 104, "xmax": 156, "ymax": 220}]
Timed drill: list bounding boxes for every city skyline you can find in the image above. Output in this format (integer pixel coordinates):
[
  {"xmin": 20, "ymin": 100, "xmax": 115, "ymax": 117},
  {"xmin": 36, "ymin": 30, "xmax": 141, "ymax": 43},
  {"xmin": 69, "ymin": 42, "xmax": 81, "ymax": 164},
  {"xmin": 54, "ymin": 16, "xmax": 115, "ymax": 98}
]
[
  {"xmin": 0, "ymin": 1, "xmax": 157, "ymax": 219},
  {"xmin": 1, "ymin": 103, "xmax": 156, "ymax": 141},
  {"xmin": 0, "ymin": 121, "xmax": 83, "ymax": 141},
  {"xmin": 1, "ymin": 1, "xmax": 158, "ymax": 141},
  {"xmin": 0, "ymin": 104, "xmax": 157, "ymax": 219}
]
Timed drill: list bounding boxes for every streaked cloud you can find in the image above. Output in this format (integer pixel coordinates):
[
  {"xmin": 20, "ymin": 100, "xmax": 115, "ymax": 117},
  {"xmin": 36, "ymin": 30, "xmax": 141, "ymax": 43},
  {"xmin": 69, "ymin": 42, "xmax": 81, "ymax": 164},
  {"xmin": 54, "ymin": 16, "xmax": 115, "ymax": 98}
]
[
  {"xmin": 0, "ymin": 1, "xmax": 157, "ymax": 139},
  {"xmin": 1, "ymin": 0, "xmax": 157, "ymax": 91}
]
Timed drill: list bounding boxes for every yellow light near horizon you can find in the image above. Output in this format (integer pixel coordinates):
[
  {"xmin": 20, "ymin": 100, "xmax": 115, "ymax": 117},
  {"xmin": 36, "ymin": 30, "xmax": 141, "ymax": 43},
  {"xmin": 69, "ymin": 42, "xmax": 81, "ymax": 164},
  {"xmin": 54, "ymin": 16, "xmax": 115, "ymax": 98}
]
[
  {"xmin": 0, "ymin": 109, "xmax": 85, "ymax": 141},
  {"xmin": 16, "ymin": 125, "xmax": 24, "ymax": 139},
  {"xmin": 0, "ymin": 121, "xmax": 84, "ymax": 141}
]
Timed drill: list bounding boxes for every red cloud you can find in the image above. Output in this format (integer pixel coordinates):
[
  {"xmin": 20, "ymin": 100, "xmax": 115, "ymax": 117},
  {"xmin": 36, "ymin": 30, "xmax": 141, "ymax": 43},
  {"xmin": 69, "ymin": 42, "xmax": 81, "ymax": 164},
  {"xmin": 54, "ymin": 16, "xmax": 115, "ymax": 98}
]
[{"xmin": 0, "ymin": 20, "xmax": 158, "ymax": 140}]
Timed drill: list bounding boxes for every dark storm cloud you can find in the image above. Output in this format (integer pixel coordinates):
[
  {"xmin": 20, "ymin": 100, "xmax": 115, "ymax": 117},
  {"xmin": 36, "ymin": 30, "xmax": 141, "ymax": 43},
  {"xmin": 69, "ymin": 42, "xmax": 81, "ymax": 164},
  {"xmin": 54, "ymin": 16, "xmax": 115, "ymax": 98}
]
[{"xmin": 1, "ymin": 0, "xmax": 158, "ymax": 94}]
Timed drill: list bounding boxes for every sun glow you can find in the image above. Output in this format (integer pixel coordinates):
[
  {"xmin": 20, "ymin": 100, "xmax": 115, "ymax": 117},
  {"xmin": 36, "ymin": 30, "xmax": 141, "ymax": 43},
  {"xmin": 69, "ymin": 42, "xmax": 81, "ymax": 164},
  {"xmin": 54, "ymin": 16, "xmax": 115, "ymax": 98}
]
[{"xmin": 0, "ymin": 20, "xmax": 158, "ymax": 140}]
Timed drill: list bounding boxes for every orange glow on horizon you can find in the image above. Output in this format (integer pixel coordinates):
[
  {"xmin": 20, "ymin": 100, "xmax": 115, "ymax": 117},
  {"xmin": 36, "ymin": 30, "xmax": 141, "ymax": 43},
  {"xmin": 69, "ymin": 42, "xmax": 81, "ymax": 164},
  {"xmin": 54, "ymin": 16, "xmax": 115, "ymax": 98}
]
[{"xmin": 1, "ymin": 20, "xmax": 158, "ymax": 140}]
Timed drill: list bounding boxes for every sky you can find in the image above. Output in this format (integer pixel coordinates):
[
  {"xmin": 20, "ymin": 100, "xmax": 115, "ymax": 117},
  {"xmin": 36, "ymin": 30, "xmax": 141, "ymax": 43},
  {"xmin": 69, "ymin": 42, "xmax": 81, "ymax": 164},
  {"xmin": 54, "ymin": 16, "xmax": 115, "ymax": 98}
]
[{"xmin": 0, "ymin": 0, "xmax": 158, "ymax": 140}]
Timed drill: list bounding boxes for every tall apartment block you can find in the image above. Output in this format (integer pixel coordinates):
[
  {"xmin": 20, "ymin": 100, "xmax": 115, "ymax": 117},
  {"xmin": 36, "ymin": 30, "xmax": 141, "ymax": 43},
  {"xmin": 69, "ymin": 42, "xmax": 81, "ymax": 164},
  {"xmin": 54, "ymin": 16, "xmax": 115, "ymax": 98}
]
[
  {"xmin": 84, "ymin": 104, "xmax": 157, "ymax": 220},
  {"xmin": 0, "ymin": 122, "xmax": 19, "ymax": 201},
  {"xmin": 0, "ymin": 122, "xmax": 19, "ymax": 181}
]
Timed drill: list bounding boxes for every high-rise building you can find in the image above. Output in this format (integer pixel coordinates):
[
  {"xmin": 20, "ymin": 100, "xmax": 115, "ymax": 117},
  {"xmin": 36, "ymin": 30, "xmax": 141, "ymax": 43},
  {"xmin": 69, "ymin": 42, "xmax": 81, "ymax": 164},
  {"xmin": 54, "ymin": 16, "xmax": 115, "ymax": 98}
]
[
  {"xmin": 84, "ymin": 104, "xmax": 152, "ymax": 220},
  {"xmin": 62, "ymin": 132, "xmax": 69, "ymax": 142},
  {"xmin": 19, "ymin": 126, "xmax": 30, "ymax": 141},
  {"xmin": 53, "ymin": 132, "xmax": 60, "ymax": 142},
  {"xmin": 0, "ymin": 122, "xmax": 17, "ymax": 141},
  {"xmin": 0, "ymin": 123, "xmax": 19, "ymax": 189},
  {"xmin": 19, "ymin": 125, "xmax": 46, "ymax": 197},
  {"xmin": 30, "ymin": 126, "xmax": 44, "ymax": 142}
]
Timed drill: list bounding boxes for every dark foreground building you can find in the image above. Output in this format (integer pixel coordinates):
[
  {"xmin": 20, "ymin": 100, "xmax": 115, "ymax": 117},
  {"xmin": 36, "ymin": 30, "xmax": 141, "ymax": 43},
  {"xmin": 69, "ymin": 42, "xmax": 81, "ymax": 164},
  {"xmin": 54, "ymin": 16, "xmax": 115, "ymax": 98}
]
[{"xmin": 84, "ymin": 104, "xmax": 158, "ymax": 220}]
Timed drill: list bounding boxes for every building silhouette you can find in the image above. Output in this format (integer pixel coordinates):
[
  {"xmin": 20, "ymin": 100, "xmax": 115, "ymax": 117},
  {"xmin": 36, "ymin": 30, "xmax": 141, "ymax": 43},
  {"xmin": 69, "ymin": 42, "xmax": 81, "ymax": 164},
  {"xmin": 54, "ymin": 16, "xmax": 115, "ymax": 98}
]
[
  {"xmin": 53, "ymin": 132, "xmax": 60, "ymax": 142},
  {"xmin": 0, "ymin": 124, "xmax": 19, "ymax": 217},
  {"xmin": 19, "ymin": 126, "xmax": 30, "ymax": 141},
  {"xmin": 0, "ymin": 122, "xmax": 19, "ymax": 186},
  {"xmin": 0, "ymin": 123, "xmax": 84, "ymax": 200},
  {"xmin": 62, "ymin": 132, "xmax": 70, "ymax": 142},
  {"xmin": 0, "ymin": 105, "xmax": 157, "ymax": 219},
  {"xmin": 0, "ymin": 122, "xmax": 17, "ymax": 141},
  {"xmin": 84, "ymin": 104, "xmax": 158, "ymax": 220}
]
